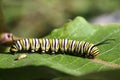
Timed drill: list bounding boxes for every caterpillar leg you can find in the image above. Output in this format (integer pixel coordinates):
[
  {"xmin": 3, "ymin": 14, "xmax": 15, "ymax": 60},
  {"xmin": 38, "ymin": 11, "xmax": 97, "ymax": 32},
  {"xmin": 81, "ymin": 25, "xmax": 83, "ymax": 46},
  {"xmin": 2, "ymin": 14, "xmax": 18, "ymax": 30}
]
[
  {"xmin": 51, "ymin": 51, "xmax": 56, "ymax": 55},
  {"xmin": 41, "ymin": 50, "xmax": 46, "ymax": 54},
  {"xmin": 10, "ymin": 50, "xmax": 17, "ymax": 55},
  {"xmin": 31, "ymin": 50, "xmax": 35, "ymax": 53}
]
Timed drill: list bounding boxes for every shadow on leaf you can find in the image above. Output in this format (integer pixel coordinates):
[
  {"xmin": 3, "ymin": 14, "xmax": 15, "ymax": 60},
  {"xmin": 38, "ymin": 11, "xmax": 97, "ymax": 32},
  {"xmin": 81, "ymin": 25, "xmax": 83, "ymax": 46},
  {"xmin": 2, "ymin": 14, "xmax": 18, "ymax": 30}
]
[
  {"xmin": 55, "ymin": 69, "xmax": 120, "ymax": 80},
  {"xmin": 0, "ymin": 65, "xmax": 72, "ymax": 80}
]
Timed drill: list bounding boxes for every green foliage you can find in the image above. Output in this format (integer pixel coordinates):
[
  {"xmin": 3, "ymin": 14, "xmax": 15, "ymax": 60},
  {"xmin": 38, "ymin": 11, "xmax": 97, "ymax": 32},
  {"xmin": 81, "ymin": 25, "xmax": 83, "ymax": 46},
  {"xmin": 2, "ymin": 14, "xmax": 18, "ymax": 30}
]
[
  {"xmin": 0, "ymin": 17, "xmax": 120, "ymax": 80},
  {"xmin": 3, "ymin": 0, "xmax": 120, "ymax": 37}
]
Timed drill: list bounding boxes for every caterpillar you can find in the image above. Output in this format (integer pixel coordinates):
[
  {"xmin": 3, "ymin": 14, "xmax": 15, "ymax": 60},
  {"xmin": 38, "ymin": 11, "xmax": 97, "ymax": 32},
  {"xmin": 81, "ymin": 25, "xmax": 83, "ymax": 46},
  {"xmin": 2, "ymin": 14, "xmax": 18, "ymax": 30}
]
[{"xmin": 10, "ymin": 38, "xmax": 114, "ymax": 59}]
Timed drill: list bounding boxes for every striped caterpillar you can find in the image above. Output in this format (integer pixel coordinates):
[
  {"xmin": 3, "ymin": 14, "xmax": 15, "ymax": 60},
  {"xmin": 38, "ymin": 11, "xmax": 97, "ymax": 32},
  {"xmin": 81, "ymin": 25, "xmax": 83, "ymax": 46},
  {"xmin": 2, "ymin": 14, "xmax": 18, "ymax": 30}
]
[{"xmin": 10, "ymin": 38, "xmax": 113, "ymax": 59}]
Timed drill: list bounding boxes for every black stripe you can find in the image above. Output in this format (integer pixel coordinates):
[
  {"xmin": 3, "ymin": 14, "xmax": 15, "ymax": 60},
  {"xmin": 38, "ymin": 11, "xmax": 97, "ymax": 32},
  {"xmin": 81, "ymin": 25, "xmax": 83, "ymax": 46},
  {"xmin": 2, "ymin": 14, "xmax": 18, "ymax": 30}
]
[
  {"xmin": 27, "ymin": 39, "xmax": 30, "ymax": 51},
  {"xmin": 63, "ymin": 39, "xmax": 65, "ymax": 52},
  {"xmin": 54, "ymin": 39, "xmax": 56, "ymax": 52},
  {"xmin": 70, "ymin": 40, "xmax": 74, "ymax": 52},
  {"xmin": 17, "ymin": 40, "xmax": 21, "ymax": 50},
  {"xmin": 35, "ymin": 39, "xmax": 37, "ymax": 50},
  {"xmin": 75, "ymin": 41, "xmax": 80, "ymax": 53},
  {"xmin": 88, "ymin": 45, "xmax": 95, "ymax": 54},
  {"xmin": 83, "ymin": 42, "xmax": 87, "ymax": 53},
  {"xmin": 45, "ymin": 38, "xmax": 47, "ymax": 52}
]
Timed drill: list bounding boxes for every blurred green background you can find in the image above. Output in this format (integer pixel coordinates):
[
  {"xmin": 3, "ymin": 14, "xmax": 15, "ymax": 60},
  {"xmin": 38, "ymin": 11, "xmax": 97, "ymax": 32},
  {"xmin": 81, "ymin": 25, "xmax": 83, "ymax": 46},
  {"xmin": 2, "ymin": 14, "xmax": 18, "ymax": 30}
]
[
  {"xmin": 0, "ymin": 1, "xmax": 120, "ymax": 79},
  {"xmin": 2, "ymin": 0, "xmax": 120, "ymax": 37}
]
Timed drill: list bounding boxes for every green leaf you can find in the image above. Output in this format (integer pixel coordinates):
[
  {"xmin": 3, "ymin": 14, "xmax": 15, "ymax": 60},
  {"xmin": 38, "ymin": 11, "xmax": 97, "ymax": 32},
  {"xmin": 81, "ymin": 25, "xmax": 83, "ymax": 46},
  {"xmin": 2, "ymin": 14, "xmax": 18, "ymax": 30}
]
[{"xmin": 0, "ymin": 17, "xmax": 120, "ymax": 80}]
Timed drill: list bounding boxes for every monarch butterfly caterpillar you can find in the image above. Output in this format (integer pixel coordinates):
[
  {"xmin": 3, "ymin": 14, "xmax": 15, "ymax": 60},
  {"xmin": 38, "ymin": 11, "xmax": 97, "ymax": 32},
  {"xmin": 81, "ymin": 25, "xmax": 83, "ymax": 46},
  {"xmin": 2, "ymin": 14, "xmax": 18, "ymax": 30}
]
[{"xmin": 10, "ymin": 38, "xmax": 114, "ymax": 59}]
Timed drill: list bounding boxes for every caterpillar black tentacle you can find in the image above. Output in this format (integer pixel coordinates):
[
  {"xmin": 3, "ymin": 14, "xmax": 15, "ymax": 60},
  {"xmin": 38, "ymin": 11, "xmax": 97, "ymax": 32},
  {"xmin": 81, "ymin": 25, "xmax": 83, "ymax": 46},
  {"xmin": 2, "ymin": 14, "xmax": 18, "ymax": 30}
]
[
  {"xmin": 94, "ymin": 38, "xmax": 115, "ymax": 46},
  {"xmin": 10, "ymin": 38, "xmax": 113, "ymax": 59}
]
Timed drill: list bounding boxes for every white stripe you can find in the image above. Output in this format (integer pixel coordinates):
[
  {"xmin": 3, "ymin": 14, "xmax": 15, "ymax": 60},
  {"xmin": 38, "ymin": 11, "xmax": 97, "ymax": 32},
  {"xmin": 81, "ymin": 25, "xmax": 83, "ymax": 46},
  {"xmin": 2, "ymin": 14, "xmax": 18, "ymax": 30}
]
[
  {"xmin": 42, "ymin": 39, "xmax": 46, "ymax": 52},
  {"xmin": 81, "ymin": 42, "xmax": 85, "ymax": 54},
  {"xmin": 75, "ymin": 42, "xmax": 80, "ymax": 53},
  {"xmin": 23, "ymin": 39, "xmax": 26, "ymax": 49},
  {"xmin": 43, "ymin": 39, "xmax": 45, "ymax": 48},
  {"xmin": 23, "ymin": 39, "xmax": 28, "ymax": 50},
  {"xmin": 88, "ymin": 44, "xmax": 94, "ymax": 54},
  {"xmin": 54, "ymin": 39, "xmax": 56, "ymax": 52},
  {"xmin": 26, "ymin": 39, "xmax": 29, "ymax": 50},
  {"xmin": 33, "ymin": 39, "xmax": 35, "ymax": 48},
  {"xmin": 62, "ymin": 39, "xmax": 64, "ymax": 52},
  {"xmin": 55, "ymin": 39, "xmax": 59, "ymax": 52},
  {"xmin": 69, "ymin": 40, "xmax": 75, "ymax": 52},
  {"xmin": 52, "ymin": 39, "xmax": 55, "ymax": 52},
  {"xmin": 45, "ymin": 39, "xmax": 49, "ymax": 51},
  {"xmin": 84, "ymin": 42, "xmax": 89, "ymax": 53},
  {"xmin": 35, "ymin": 38, "xmax": 39, "ymax": 48},
  {"xmin": 71, "ymin": 40, "xmax": 75, "ymax": 51},
  {"xmin": 46, "ymin": 39, "xmax": 49, "ymax": 47},
  {"xmin": 35, "ymin": 38, "xmax": 38, "ymax": 51},
  {"xmin": 78, "ymin": 42, "xmax": 82, "ymax": 53},
  {"xmin": 69, "ymin": 40, "xmax": 73, "ymax": 52},
  {"xmin": 16, "ymin": 41, "xmax": 22, "ymax": 50},
  {"xmin": 64, "ymin": 39, "xmax": 68, "ymax": 51},
  {"xmin": 16, "ymin": 41, "xmax": 19, "ymax": 50},
  {"xmin": 93, "ymin": 49, "xmax": 99, "ymax": 54}
]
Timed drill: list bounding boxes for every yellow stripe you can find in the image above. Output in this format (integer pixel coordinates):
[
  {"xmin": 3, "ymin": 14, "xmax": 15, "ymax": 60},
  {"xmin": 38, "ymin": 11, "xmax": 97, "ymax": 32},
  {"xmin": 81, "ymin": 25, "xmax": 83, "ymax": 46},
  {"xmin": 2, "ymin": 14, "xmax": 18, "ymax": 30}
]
[
  {"xmin": 25, "ymin": 39, "xmax": 30, "ymax": 51},
  {"xmin": 67, "ymin": 39, "xmax": 72, "ymax": 52},
  {"xmin": 59, "ymin": 39, "xmax": 62, "ymax": 51},
  {"xmin": 39, "ymin": 39, "xmax": 42, "ymax": 51},
  {"xmin": 91, "ymin": 47, "xmax": 99, "ymax": 55},
  {"xmin": 85, "ymin": 43, "xmax": 92, "ymax": 54},
  {"xmin": 42, "ymin": 39, "xmax": 45, "ymax": 51},
  {"xmin": 71, "ymin": 41, "xmax": 76, "ymax": 53},
  {"xmin": 78, "ymin": 41, "xmax": 85, "ymax": 55},
  {"xmin": 29, "ymin": 39, "xmax": 34, "ymax": 50},
  {"xmin": 19, "ymin": 39, "xmax": 24, "ymax": 50},
  {"xmin": 46, "ymin": 39, "xmax": 50, "ymax": 52},
  {"xmin": 55, "ymin": 39, "xmax": 59, "ymax": 52},
  {"xmin": 73, "ymin": 40, "xmax": 79, "ymax": 54},
  {"xmin": 49, "ymin": 39, "xmax": 53, "ymax": 51},
  {"xmin": 77, "ymin": 42, "xmax": 81, "ymax": 53},
  {"xmin": 35, "ymin": 39, "xmax": 40, "ymax": 51},
  {"xmin": 11, "ymin": 44, "xmax": 18, "ymax": 52}
]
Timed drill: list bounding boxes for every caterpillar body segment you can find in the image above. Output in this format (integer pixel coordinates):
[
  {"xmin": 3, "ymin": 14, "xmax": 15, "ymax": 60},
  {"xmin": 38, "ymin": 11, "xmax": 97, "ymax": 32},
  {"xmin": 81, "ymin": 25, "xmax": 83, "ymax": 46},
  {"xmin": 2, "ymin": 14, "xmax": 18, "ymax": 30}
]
[{"xmin": 10, "ymin": 38, "xmax": 100, "ymax": 58}]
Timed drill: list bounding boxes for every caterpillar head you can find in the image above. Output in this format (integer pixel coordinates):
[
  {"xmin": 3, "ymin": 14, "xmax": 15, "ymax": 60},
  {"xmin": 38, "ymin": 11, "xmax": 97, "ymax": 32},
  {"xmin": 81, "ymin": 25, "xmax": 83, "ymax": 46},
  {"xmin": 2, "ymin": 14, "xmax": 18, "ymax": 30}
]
[{"xmin": 10, "ymin": 42, "xmax": 19, "ymax": 54}]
